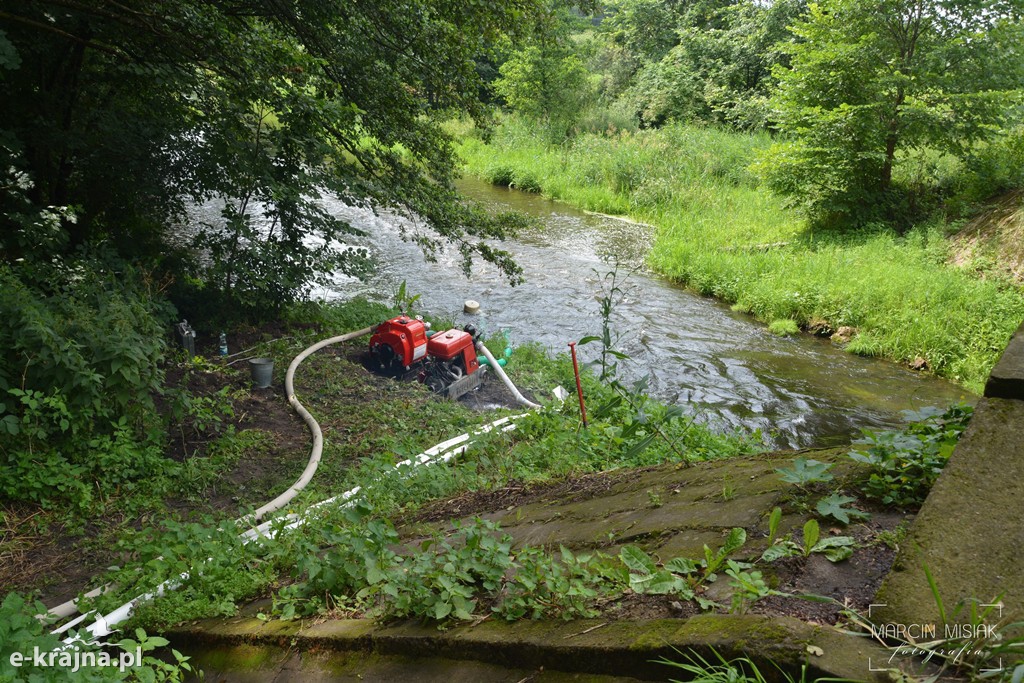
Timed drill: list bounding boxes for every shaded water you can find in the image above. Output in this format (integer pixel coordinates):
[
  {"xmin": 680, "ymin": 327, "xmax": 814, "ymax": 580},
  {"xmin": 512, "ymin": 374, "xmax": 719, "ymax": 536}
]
[{"xmin": 312, "ymin": 178, "xmax": 969, "ymax": 448}]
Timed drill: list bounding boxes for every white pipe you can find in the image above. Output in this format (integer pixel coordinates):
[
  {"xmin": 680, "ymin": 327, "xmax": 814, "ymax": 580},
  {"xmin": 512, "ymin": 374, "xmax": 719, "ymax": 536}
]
[
  {"xmin": 62, "ymin": 411, "xmax": 529, "ymax": 644},
  {"xmin": 476, "ymin": 341, "xmax": 541, "ymax": 409}
]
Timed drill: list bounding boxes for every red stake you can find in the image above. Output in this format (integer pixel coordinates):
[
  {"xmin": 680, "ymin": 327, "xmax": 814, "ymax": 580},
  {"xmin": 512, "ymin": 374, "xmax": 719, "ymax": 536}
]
[{"xmin": 568, "ymin": 341, "xmax": 588, "ymax": 428}]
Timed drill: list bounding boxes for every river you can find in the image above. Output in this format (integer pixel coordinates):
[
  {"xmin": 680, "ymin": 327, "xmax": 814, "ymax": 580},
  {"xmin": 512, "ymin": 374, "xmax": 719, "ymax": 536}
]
[{"xmin": 310, "ymin": 177, "xmax": 968, "ymax": 449}]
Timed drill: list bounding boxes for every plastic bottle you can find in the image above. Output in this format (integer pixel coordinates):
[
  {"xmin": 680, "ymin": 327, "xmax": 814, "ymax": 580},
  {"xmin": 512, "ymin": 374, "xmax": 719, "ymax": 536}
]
[{"xmin": 219, "ymin": 332, "xmax": 228, "ymax": 356}]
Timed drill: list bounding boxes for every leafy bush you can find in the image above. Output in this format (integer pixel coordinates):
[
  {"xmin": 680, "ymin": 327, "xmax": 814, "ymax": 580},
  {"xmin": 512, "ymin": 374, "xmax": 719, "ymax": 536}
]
[
  {"xmin": 0, "ymin": 256, "xmax": 174, "ymax": 508},
  {"xmin": 0, "ymin": 257, "xmax": 168, "ymax": 422},
  {"xmin": 848, "ymin": 404, "xmax": 973, "ymax": 508}
]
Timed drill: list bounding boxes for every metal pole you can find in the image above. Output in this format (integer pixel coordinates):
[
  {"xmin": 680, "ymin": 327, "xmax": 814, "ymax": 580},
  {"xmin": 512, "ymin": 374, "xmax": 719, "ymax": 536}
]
[{"xmin": 568, "ymin": 341, "xmax": 588, "ymax": 428}]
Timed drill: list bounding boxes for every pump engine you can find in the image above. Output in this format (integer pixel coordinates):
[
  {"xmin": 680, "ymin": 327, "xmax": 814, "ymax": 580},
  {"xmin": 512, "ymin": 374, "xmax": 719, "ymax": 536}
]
[{"xmin": 368, "ymin": 316, "xmax": 484, "ymax": 399}]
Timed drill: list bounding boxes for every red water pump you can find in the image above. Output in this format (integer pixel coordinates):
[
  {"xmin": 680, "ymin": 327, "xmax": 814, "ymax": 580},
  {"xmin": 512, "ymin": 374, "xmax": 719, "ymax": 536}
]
[{"xmin": 368, "ymin": 315, "xmax": 483, "ymax": 398}]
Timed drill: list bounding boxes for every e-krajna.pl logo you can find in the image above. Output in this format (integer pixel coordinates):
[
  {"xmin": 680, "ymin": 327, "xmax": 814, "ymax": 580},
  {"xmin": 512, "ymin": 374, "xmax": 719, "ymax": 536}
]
[{"xmin": 8, "ymin": 645, "xmax": 142, "ymax": 674}]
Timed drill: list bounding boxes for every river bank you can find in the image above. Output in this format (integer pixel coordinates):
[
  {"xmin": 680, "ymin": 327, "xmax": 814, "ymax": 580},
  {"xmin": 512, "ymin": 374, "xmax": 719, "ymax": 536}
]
[{"xmin": 455, "ymin": 119, "xmax": 1024, "ymax": 394}]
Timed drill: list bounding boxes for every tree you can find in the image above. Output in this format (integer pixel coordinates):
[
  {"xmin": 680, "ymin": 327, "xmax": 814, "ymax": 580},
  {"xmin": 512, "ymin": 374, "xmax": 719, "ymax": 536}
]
[
  {"xmin": 621, "ymin": 0, "xmax": 805, "ymax": 128},
  {"xmin": 757, "ymin": 0, "xmax": 1024, "ymax": 224},
  {"xmin": 0, "ymin": 0, "xmax": 546, "ymax": 314},
  {"xmin": 493, "ymin": 9, "xmax": 594, "ymax": 141}
]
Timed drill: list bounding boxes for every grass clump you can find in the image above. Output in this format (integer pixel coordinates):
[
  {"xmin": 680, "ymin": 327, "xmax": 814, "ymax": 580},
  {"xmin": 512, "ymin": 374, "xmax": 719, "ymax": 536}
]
[
  {"xmin": 457, "ymin": 117, "xmax": 1024, "ymax": 392},
  {"xmin": 767, "ymin": 319, "xmax": 800, "ymax": 336}
]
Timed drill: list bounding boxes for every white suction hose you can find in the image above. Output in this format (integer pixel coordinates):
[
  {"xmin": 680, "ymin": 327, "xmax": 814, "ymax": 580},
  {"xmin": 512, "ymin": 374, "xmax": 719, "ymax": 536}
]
[{"xmin": 476, "ymin": 341, "xmax": 541, "ymax": 409}]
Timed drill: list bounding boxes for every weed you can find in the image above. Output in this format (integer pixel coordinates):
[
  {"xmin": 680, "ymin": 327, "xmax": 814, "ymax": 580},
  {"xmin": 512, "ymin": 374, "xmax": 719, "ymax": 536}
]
[
  {"xmin": 619, "ymin": 527, "xmax": 748, "ymax": 601},
  {"xmin": 875, "ymin": 521, "xmax": 911, "ymax": 551},
  {"xmin": 815, "ymin": 493, "xmax": 870, "ymax": 525},
  {"xmin": 760, "ymin": 519, "xmax": 855, "ymax": 563},
  {"xmin": 775, "ymin": 457, "xmax": 834, "ymax": 488},
  {"xmin": 849, "ymin": 403, "xmax": 972, "ymax": 508},
  {"xmin": 276, "ymin": 512, "xmax": 616, "ymax": 625},
  {"xmin": 725, "ymin": 560, "xmax": 772, "ymax": 614},
  {"xmin": 656, "ymin": 647, "xmax": 858, "ymax": 683},
  {"xmin": 768, "ymin": 319, "xmax": 800, "ymax": 336}
]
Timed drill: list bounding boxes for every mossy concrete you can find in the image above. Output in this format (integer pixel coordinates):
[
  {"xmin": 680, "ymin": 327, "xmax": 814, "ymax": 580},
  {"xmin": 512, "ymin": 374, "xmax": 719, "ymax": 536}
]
[
  {"xmin": 876, "ymin": 396, "xmax": 1024, "ymax": 628},
  {"xmin": 422, "ymin": 449, "xmax": 857, "ymax": 562},
  {"xmin": 170, "ymin": 614, "xmax": 895, "ymax": 682},
  {"xmin": 878, "ymin": 324, "xmax": 1024, "ymax": 630}
]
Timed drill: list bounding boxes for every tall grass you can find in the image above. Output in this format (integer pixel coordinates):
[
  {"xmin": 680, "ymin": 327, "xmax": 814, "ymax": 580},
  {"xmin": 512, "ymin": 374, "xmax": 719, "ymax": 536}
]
[{"xmin": 457, "ymin": 118, "xmax": 1024, "ymax": 392}]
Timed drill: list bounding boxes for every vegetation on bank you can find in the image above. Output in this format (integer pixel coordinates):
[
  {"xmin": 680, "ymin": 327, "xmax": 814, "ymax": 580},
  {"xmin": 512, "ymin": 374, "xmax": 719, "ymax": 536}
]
[{"xmin": 457, "ymin": 117, "xmax": 1024, "ymax": 392}]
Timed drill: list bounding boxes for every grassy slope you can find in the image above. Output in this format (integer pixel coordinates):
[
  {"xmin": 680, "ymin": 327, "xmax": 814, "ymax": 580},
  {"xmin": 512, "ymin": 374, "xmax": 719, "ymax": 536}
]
[{"xmin": 456, "ymin": 120, "xmax": 1024, "ymax": 393}]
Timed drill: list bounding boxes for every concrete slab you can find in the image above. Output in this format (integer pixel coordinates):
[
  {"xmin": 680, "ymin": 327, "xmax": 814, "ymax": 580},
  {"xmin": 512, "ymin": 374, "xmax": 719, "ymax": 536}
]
[{"xmin": 170, "ymin": 614, "xmax": 897, "ymax": 682}]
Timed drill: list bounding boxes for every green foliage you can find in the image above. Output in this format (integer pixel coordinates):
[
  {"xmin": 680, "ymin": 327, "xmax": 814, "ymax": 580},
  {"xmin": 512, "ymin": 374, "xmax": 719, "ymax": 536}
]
[
  {"xmin": 91, "ymin": 517, "xmax": 273, "ymax": 630},
  {"xmin": 775, "ymin": 457, "xmax": 834, "ymax": 487},
  {"xmin": 494, "ymin": 28, "xmax": 594, "ymax": 142},
  {"xmin": 619, "ymin": 527, "xmax": 747, "ymax": 600},
  {"xmin": 1, "ymin": 0, "xmax": 547, "ymax": 323},
  {"xmin": 767, "ymin": 319, "xmax": 799, "ymax": 336},
  {"xmin": 278, "ymin": 511, "xmax": 614, "ymax": 624},
  {"xmin": 0, "ymin": 252, "xmax": 175, "ymax": 508},
  {"xmin": 758, "ymin": 0, "xmax": 1024, "ymax": 225},
  {"xmin": 848, "ymin": 403, "xmax": 973, "ymax": 508},
  {"xmin": 760, "ymin": 518, "xmax": 856, "ymax": 563},
  {"xmin": 0, "ymin": 257, "xmax": 167, "ymax": 427},
  {"xmin": 657, "ymin": 646, "xmax": 844, "ymax": 683},
  {"xmin": 620, "ymin": 546, "xmax": 694, "ymax": 598},
  {"xmin": 724, "ymin": 560, "xmax": 772, "ymax": 614},
  {"xmin": 618, "ymin": 0, "xmax": 806, "ymax": 129},
  {"xmin": 802, "ymin": 519, "xmax": 855, "ymax": 562},
  {"xmin": 766, "ymin": 506, "xmax": 783, "ymax": 546},
  {"xmin": 578, "ymin": 264, "xmax": 633, "ymax": 382},
  {"xmin": 814, "ymin": 493, "xmax": 869, "ymax": 525}
]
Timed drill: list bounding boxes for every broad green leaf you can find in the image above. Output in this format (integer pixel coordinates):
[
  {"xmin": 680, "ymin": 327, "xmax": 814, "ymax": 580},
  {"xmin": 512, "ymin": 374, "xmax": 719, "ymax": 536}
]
[
  {"xmin": 823, "ymin": 546, "xmax": 854, "ymax": 563},
  {"xmin": 802, "ymin": 519, "xmax": 820, "ymax": 552},
  {"xmin": 767, "ymin": 506, "xmax": 782, "ymax": 544},
  {"xmin": 665, "ymin": 557, "xmax": 699, "ymax": 575},
  {"xmin": 760, "ymin": 542, "xmax": 798, "ymax": 563},
  {"xmin": 620, "ymin": 545, "xmax": 656, "ymax": 574},
  {"xmin": 815, "ymin": 493, "xmax": 869, "ymax": 525},
  {"xmin": 721, "ymin": 527, "xmax": 747, "ymax": 556},
  {"xmin": 776, "ymin": 458, "xmax": 834, "ymax": 485}
]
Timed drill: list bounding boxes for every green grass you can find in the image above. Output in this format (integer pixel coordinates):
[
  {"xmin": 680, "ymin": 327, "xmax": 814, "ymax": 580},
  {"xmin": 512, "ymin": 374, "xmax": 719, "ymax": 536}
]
[{"xmin": 457, "ymin": 117, "xmax": 1024, "ymax": 392}]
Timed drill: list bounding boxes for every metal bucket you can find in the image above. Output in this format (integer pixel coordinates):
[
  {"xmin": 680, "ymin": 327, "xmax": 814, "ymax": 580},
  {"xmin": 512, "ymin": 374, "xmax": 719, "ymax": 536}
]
[{"xmin": 248, "ymin": 357, "xmax": 274, "ymax": 389}]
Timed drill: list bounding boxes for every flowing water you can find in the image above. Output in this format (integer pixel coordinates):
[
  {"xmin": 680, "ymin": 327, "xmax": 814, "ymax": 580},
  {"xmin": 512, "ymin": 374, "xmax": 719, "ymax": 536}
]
[{"xmin": 309, "ymin": 177, "xmax": 968, "ymax": 448}]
